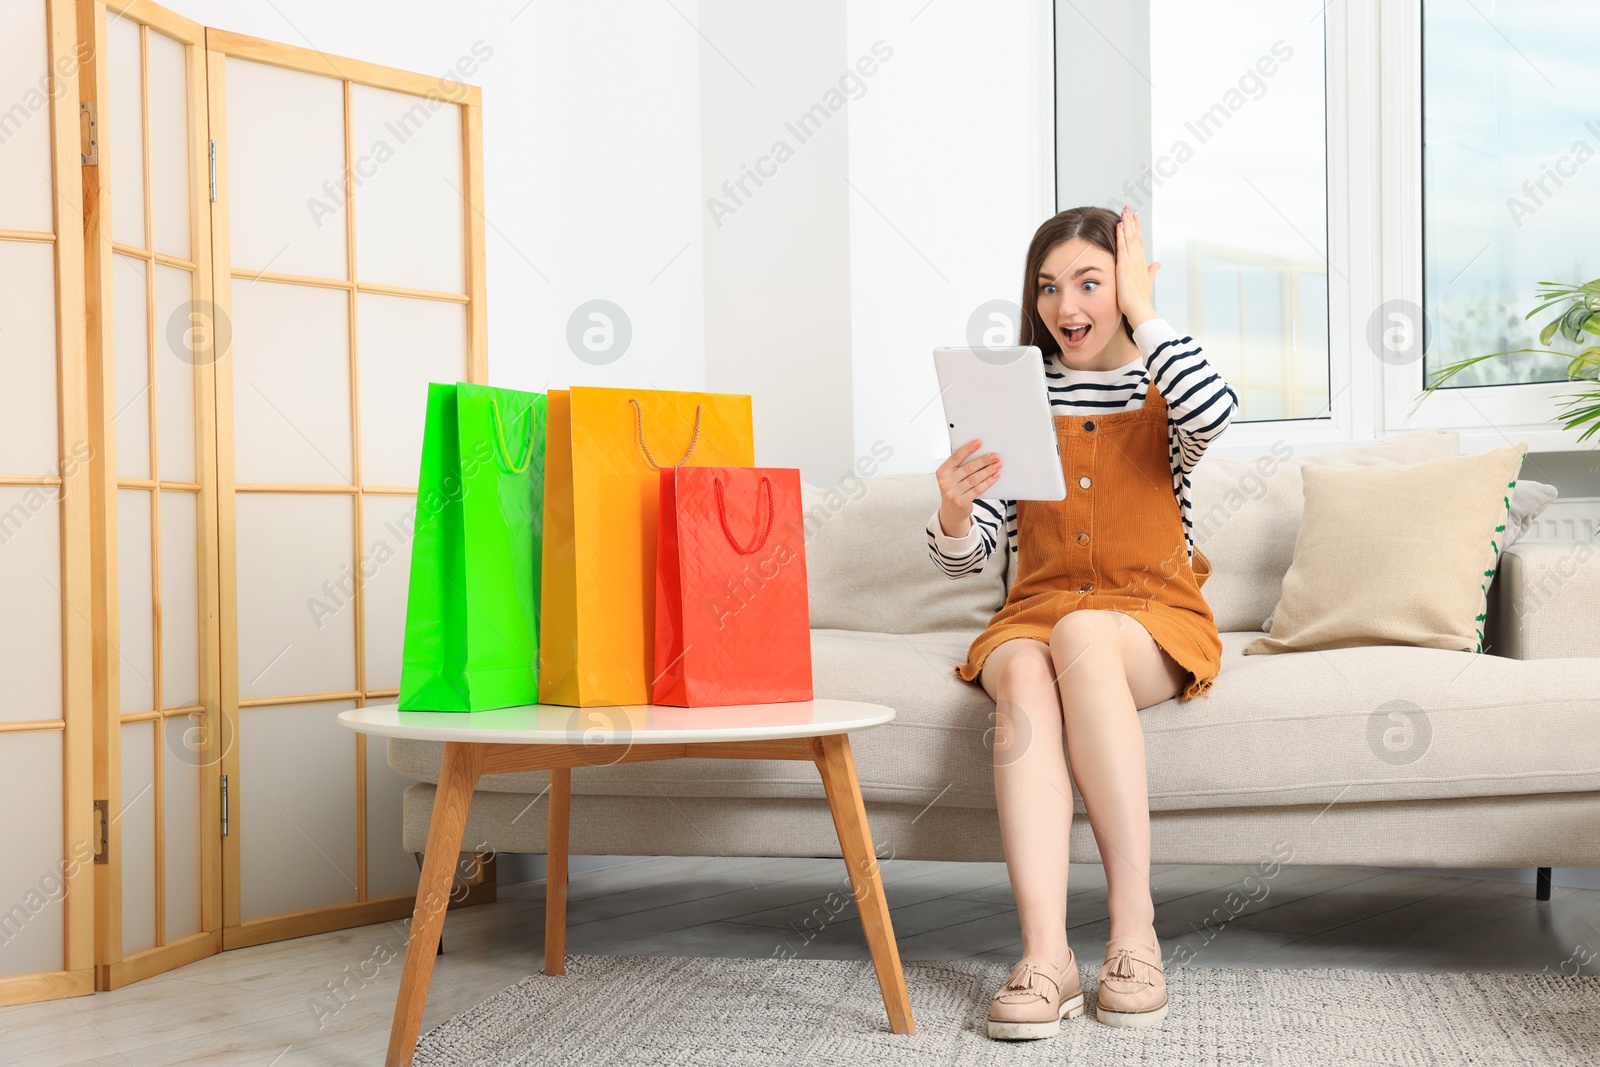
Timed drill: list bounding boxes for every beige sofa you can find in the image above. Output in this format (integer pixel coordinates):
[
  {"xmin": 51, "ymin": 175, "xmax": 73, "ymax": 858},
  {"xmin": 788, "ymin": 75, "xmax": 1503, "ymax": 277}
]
[{"xmin": 388, "ymin": 430, "xmax": 1600, "ymax": 890}]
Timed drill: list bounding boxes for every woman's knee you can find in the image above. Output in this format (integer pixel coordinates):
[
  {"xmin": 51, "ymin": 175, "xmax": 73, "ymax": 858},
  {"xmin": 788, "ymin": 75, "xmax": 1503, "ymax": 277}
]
[
  {"xmin": 979, "ymin": 638, "xmax": 1055, "ymax": 704},
  {"xmin": 1047, "ymin": 610, "xmax": 1123, "ymax": 678},
  {"xmin": 1051, "ymin": 610, "xmax": 1186, "ymax": 708},
  {"xmin": 980, "ymin": 640, "xmax": 1064, "ymax": 761}
]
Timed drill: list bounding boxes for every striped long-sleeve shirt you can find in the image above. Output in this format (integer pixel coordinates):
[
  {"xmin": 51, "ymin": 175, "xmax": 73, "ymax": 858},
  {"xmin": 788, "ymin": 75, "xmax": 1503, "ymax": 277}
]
[{"xmin": 926, "ymin": 318, "xmax": 1237, "ymax": 583}]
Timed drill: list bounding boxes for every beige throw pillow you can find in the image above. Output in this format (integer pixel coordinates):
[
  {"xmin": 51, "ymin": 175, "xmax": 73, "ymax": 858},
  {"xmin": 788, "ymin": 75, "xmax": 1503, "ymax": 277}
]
[
  {"xmin": 1242, "ymin": 442, "xmax": 1528, "ymax": 656},
  {"xmin": 1189, "ymin": 429, "xmax": 1462, "ymax": 633}
]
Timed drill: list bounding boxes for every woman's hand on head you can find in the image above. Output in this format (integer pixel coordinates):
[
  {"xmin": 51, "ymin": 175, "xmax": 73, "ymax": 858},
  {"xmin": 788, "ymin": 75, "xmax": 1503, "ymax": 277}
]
[
  {"xmin": 1115, "ymin": 204, "xmax": 1160, "ymax": 331},
  {"xmin": 934, "ymin": 439, "xmax": 1000, "ymax": 537}
]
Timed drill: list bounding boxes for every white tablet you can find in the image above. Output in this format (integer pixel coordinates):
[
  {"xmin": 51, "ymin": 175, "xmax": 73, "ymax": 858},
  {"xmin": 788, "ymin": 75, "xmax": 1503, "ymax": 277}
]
[{"xmin": 932, "ymin": 346, "xmax": 1067, "ymax": 501}]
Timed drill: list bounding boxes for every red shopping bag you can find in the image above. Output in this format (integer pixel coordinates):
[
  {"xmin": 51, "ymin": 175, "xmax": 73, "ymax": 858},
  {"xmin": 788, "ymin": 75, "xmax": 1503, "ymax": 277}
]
[{"xmin": 653, "ymin": 466, "xmax": 813, "ymax": 706}]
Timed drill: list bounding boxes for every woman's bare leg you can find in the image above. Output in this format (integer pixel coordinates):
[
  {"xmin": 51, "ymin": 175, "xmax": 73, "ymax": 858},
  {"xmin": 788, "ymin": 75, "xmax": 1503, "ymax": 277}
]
[
  {"xmin": 979, "ymin": 637, "xmax": 1074, "ymax": 965},
  {"xmin": 1047, "ymin": 610, "xmax": 1187, "ymax": 943}
]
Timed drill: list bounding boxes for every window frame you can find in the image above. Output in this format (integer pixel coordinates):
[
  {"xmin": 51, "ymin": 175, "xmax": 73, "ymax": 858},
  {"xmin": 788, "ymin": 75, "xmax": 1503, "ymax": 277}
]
[
  {"xmin": 1052, "ymin": 0, "xmax": 1589, "ymax": 460},
  {"xmin": 1382, "ymin": 0, "xmax": 1581, "ymax": 455}
]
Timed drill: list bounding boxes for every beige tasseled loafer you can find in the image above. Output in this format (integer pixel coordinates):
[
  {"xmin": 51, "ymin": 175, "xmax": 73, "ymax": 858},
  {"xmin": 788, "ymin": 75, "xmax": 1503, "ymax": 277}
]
[
  {"xmin": 986, "ymin": 949, "xmax": 1086, "ymax": 1040},
  {"xmin": 1094, "ymin": 933, "xmax": 1169, "ymax": 1027}
]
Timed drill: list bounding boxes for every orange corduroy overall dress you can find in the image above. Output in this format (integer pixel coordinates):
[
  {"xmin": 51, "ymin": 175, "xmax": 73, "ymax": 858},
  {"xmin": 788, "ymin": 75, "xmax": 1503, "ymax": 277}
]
[{"xmin": 954, "ymin": 376, "xmax": 1222, "ymax": 702}]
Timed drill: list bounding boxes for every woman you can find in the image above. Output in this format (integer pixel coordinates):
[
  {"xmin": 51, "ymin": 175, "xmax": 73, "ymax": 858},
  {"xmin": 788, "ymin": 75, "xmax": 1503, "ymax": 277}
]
[{"xmin": 926, "ymin": 205, "xmax": 1236, "ymax": 1037}]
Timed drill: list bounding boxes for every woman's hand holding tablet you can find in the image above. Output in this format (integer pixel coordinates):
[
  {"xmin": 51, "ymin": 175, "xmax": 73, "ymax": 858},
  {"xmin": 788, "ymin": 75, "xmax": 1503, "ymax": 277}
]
[
  {"xmin": 934, "ymin": 438, "xmax": 1001, "ymax": 538},
  {"xmin": 932, "ymin": 346, "xmax": 1067, "ymax": 505}
]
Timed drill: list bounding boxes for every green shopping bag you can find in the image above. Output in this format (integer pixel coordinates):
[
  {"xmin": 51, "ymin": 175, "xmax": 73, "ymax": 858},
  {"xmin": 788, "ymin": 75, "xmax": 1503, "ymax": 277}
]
[{"xmin": 398, "ymin": 382, "xmax": 546, "ymax": 711}]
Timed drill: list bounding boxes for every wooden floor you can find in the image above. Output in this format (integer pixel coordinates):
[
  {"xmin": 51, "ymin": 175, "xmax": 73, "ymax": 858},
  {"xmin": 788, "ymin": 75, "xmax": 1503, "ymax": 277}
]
[{"xmin": 4, "ymin": 857, "xmax": 1596, "ymax": 1065}]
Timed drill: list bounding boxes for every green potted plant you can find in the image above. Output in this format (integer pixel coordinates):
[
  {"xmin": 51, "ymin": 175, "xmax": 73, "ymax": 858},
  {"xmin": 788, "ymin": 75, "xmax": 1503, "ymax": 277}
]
[
  {"xmin": 1415, "ymin": 278, "xmax": 1600, "ymax": 440},
  {"xmin": 1413, "ymin": 278, "xmax": 1600, "ymax": 537}
]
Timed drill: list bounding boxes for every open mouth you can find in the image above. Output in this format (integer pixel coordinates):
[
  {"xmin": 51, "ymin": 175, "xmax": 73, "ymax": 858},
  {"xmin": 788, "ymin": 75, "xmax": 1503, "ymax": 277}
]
[{"xmin": 1061, "ymin": 323, "xmax": 1092, "ymax": 347}]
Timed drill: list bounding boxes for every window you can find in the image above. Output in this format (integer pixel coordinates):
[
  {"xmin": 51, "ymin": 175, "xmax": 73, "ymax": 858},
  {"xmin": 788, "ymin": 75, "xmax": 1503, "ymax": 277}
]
[
  {"xmin": 1055, "ymin": 1, "xmax": 1594, "ymax": 454},
  {"xmin": 1422, "ymin": 0, "xmax": 1600, "ymax": 389},
  {"xmin": 1055, "ymin": 1, "xmax": 1329, "ymax": 425}
]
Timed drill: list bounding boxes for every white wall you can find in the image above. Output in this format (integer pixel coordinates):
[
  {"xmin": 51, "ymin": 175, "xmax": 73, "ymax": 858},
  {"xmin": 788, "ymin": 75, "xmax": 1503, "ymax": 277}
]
[
  {"xmin": 693, "ymin": 0, "xmax": 1056, "ymax": 483},
  {"xmin": 844, "ymin": 1, "xmax": 1056, "ymax": 480},
  {"xmin": 696, "ymin": 0, "xmax": 855, "ymax": 482},
  {"xmin": 157, "ymin": 0, "xmax": 1055, "ymax": 483}
]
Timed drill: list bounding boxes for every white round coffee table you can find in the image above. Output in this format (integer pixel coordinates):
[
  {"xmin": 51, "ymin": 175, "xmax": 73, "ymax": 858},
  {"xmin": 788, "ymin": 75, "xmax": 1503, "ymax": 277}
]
[{"xmin": 339, "ymin": 698, "xmax": 912, "ymax": 1065}]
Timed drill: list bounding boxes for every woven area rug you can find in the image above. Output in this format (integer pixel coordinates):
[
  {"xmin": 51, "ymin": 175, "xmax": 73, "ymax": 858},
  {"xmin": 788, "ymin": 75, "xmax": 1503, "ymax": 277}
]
[{"xmin": 413, "ymin": 953, "xmax": 1600, "ymax": 1066}]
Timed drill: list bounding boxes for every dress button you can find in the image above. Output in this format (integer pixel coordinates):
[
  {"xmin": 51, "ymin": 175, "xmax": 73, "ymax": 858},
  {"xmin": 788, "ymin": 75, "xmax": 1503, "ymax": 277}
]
[
  {"xmin": 1079, "ymin": 582, "xmax": 1093, "ymax": 593},
  {"xmin": 1079, "ymin": 476, "xmax": 1091, "ymax": 489},
  {"xmin": 1084, "ymin": 420, "xmax": 1095, "ymax": 431},
  {"xmin": 1077, "ymin": 532, "xmax": 1089, "ymax": 545}
]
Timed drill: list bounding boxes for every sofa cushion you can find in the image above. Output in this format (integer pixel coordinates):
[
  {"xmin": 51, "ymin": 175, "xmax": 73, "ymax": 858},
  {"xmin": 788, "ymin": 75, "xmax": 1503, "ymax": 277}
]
[
  {"xmin": 801, "ymin": 472, "xmax": 1009, "ymax": 633},
  {"xmin": 1244, "ymin": 443, "xmax": 1528, "ymax": 655},
  {"xmin": 1189, "ymin": 429, "xmax": 1462, "ymax": 633},
  {"xmin": 388, "ymin": 626, "xmax": 1600, "ymax": 814}
]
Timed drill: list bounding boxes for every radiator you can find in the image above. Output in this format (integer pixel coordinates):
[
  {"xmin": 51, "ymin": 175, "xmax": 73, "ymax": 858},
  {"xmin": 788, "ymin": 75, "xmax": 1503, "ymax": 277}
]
[{"xmin": 1529, "ymin": 497, "xmax": 1600, "ymax": 543}]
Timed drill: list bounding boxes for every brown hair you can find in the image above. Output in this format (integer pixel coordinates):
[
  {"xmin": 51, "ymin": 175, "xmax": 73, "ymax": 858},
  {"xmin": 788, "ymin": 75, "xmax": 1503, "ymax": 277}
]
[{"xmin": 1019, "ymin": 206, "xmax": 1136, "ymax": 358}]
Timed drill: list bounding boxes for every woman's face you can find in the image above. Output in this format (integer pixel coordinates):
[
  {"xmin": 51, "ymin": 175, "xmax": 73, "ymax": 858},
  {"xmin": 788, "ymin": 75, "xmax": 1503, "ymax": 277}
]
[{"xmin": 1035, "ymin": 237, "xmax": 1127, "ymax": 370}]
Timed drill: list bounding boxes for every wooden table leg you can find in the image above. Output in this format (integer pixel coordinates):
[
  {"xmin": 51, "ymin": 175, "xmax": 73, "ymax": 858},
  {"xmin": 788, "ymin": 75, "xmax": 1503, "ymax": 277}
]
[
  {"xmin": 544, "ymin": 765, "xmax": 571, "ymax": 976},
  {"xmin": 386, "ymin": 741, "xmax": 483, "ymax": 1067},
  {"xmin": 812, "ymin": 733, "xmax": 916, "ymax": 1035}
]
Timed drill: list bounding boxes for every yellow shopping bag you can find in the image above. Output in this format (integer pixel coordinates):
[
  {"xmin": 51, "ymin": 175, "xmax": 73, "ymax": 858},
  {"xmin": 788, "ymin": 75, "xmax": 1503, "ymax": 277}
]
[{"xmin": 540, "ymin": 386, "xmax": 754, "ymax": 706}]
